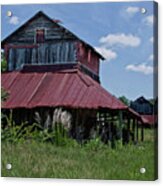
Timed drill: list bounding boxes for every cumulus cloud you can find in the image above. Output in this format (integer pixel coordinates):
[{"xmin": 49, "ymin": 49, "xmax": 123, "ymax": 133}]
[
  {"xmin": 148, "ymin": 54, "xmax": 154, "ymax": 61},
  {"xmin": 150, "ymin": 36, "xmax": 154, "ymax": 43},
  {"xmin": 126, "ymin": 6, "xmax": 139, "ymax": 15},
  {"xmin": 143, "ymin": 15, "xmax": 154, "ymax": 26},
  {"xmin": 9, "ymin": 16, "xmax": 19, "ymax": 25},
  {"xmin": 126, "ymin": 63, "xmax": 153, "ymax": 75},
  {"xmin": 99, "ymin": 33, "xmax": 141, "ymax": 47},
  {"xmin": 95, "ymin": 46, "xmax": 117, "ymax": 62}
]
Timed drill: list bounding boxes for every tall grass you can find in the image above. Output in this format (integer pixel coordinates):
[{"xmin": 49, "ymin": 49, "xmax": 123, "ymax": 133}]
[
  {"xmin": 1, "ymin": 110, "xmax": 157, "ymax": 180},
  {"xmin": 1, "ymin": 129, "xmax": 157, "ymax": 180}
]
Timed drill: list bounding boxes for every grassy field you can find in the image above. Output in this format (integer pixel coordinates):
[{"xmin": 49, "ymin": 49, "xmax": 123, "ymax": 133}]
[{"xmin": 1, "ymin": 129, "xmax": 157, "ymax": 180}]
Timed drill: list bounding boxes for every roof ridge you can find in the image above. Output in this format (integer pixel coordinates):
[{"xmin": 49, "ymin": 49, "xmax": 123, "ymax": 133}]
[
  {"xmin": 26, "ymin": 72, "xmax": 48, "ymax": 105},
  {"xmin": 77, "ymin": 70, "xmax": 94, "ymax": 87}
]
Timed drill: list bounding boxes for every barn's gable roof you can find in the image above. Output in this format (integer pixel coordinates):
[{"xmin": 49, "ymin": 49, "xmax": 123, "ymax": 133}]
[
  {"xmin": 2, "ymin": 11, "xmax": 104, "ymax": 60},
  {"xmin": 133, "ymin": 96, "xmax": 153, "ymax": 106},
  {"xmin": 2, "ymin": 69, "xmax": 127, "ymax": 110}
]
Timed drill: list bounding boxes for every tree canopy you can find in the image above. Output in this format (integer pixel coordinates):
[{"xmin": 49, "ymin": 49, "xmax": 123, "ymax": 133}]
[{"xmin": 119, "ymin": 96, "xmax": 130, "ymax": 106}]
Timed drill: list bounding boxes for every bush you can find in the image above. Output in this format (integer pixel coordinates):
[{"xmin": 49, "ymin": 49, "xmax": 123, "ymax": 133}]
[
  {"xmin": 1, "ymin": 110, "xmax": 76, "ymax": 147},
  {"xmin": 1, "ymin": 58, "xmax": 7, "ymax": 72},
  {"xmin": 84, "ymin": 137, "xmax": 108, "ymax": 151}
]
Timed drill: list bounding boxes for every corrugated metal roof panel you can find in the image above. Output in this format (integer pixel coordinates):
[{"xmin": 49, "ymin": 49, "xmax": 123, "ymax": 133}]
[
  {"xmin": 141, "ymin": 115, "xmax": 157, "ymax": 125},
  {"xmin": 2, "ymin": 70, "xmax": 128, "ymax": 110}
]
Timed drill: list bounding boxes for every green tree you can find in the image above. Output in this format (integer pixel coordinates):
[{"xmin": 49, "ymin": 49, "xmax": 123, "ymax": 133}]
[
  {"xmin": 119, "ymin": 96, "xmax": 130, "ymax": 106},
  {"xmin": 1, "ymin": 88, "xmax": 9, "ymax": 125},
  {"xmin": 1, "ymin": 88, "xmax": 9, "ymax": 102},
  {"xmin": 1, "ymin": 51, "xmax": 7, "ymax": 72}
]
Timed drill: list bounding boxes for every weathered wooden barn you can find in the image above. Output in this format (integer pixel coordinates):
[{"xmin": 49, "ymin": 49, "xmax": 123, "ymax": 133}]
[
  {"xmin": 1, "ymin": 11, "xmax": 144, "ymax": 144},
  {"xmin": 130, "ymin": 96, "xmax": 154, "ymax": 115},
  {"xmin": 130, "ymin": 96, "xmax": 157, "ymax": 127}
]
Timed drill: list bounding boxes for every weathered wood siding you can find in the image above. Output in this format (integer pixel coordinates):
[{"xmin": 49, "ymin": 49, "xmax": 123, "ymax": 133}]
[
  {"xmin": 76, "ymin": 42, "xmax": 100, "ymax": 75},
  {"xmin": 7, "ymin": 15, "xmax": 75, "ymax": 44},
  {"xmin": 5, "ymin": 14, "xmax": 77, "ymax": 70},
  {"xmin": 130, "ymin": 101, "xmax": 153, "ymax": 115},
  {"xmin": 4, "ymin": 13, "xmax": 100, "ymax": 76},
  {"xmin": 7, "ymin": 42, "xmax": 76, "ymax": 71}
]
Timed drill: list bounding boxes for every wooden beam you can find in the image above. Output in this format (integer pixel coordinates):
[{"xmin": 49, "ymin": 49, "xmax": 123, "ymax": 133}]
[{"xmin": 7, "ymin": 44, "xmax": 38, "ymax": 49}]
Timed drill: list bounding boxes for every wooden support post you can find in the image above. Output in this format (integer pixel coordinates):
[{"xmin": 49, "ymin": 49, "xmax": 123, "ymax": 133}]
[
  {"xmin": 118, "ymin": 110, "xmax": 123, "ymax": 141},
  {"xmin": 127, "ymin": 117, "xmax": 130, "ymax": 143},
  {"xmin": 136, "ymin": 119, "xmax": 139, "ymax": 143},
  {"xmin": 99, "ymin": 112, "xmax": 101, "ymax": 126},
  {"xmin": 73, "ymin": 109, "xmax": 79, "ymax": 139},
  {"xmin": 108, "ymin": 113, "xmax": 111, "ymax": 146},
  {"xmin": 141, "ymin": 122, "xmax": 144, "ymax": 142},
  {"xmin": 132, "ymin": 118, "xmax": 135, "ymax": 142},
  {"xmin": 110, "ymin": 113, "xmax": 115, "ymax": 141},
  {"xmin": 104, "ymin": 112, "xmax": 106, "ymax": 125}
]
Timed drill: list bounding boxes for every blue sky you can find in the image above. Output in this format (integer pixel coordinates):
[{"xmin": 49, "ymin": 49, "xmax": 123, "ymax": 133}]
[{"xmin": 1, "ymin": 1, "xmax": 156, "ymax": 100}]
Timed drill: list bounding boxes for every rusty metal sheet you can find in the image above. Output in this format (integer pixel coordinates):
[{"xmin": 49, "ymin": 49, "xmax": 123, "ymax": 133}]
[{"xmin": 1, "ymin": 70, "xmax": 128, "ymax": 110}]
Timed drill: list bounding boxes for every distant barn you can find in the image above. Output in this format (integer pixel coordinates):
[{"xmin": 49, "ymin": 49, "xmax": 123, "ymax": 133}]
[
  {"xmin": 1, "ymin": 11, "xmax": 144, "ymax": 144},
  {"xmin": 130, "ymin": 96, "xmax": 157, "ymax": 127}
]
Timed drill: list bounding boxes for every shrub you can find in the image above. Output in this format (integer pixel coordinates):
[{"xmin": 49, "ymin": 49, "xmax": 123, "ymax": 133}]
[{"xmin": 1, "ymin": 108, "xmax": 74, "ymax": 147}]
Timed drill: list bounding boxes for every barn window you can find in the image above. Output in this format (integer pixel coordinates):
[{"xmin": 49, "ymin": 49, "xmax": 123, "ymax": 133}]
[{"xmin": 36, "ymin": 29, "xmax": 45, "ymax": 43}]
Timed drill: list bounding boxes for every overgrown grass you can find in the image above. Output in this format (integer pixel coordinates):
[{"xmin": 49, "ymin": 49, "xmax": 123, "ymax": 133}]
[{"xmin": 1, "ymin": 129, "xmax": 157, "ymax": 180}]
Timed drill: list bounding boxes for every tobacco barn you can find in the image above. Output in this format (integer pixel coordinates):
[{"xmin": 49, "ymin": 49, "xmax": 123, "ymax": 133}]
[
  {"xmin": 1, "ymin": 11, "xmax": 144, "ymax": 144},
  {"xmin": 130, "ymin": 96, "xmax": 157, "ymax": 127}
]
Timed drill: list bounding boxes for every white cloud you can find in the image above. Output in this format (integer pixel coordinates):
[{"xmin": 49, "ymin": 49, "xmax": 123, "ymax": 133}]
[
  {"xmin": 95, "ymin": 46, "xmax": 117, "ymax": 62},
  {"xmin": 126, "ymin": 6, "xmax": 139, "ymax": 15},
  {"xmin": 126, "ymin": 63, "xmax": 153, "ymax": 75},
  {"xmin": 99, "ymin": 33, "xmax": 141, "ymax": 47},
  {"xmin": 150, "ymin": 36, "xmax": 154, "ymax": 43},
  {"xmin": 9, "ymin": 16, "xmax": 19, "ymax": 25},
  {"xmin": 143, "ymin": 15, "xmax": 154, "ymax": 26},
  {"xmin": 148, "ymin": 54, "xmax": 154, "ymax": 61}
]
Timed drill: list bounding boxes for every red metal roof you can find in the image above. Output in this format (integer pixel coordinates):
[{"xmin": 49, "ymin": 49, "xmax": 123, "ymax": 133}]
[
  {"xmin": 127, "ymin": 107, "xmax": 142, "ymax": 119},
  {"xmin": 2, "ymin": 69, "xmax": 128, "ymax": 110},
  {"xmin": 141, "ymin": 115, "xmax": 157, "ymax": 125}
]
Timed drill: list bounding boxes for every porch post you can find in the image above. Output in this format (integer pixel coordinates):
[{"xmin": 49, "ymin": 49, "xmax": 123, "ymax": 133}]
[
  {"xmin": 118, "ymin": 110, "xmax": 123, "ymax": 141},
  {"xmin": 141, "ymin": 122, "xmax": 144, "ymax": 142},
  {"xmin": 132, "ymin": 118, "xmax": 135, "ymax": 142},
  {"xmin": 136, "ymin": 119, "xmax": 139, "ymax": 143},
  {"xmin": 127, "ymin": 116, "xmax": 130, "ymax": 143}
]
